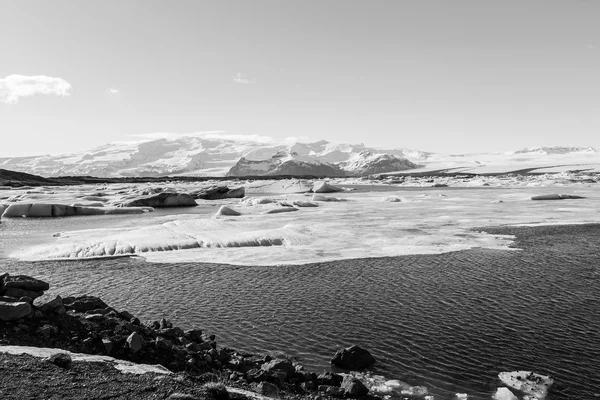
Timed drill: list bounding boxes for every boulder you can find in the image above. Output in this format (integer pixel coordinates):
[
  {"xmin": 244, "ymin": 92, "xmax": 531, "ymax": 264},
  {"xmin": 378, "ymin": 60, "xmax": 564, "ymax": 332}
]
[
  {"xmin": 215, "ymin": 205, "xmax": 241, "ymax": 216},
  {"xmin": 191, "ymin": 186, "xmax": 246, "ymax": 200},
  {"xmin": 0, "ymin": 301, "xmax": 32, "ymax": 321},
  {"xmin": 127, "ymin": 332, "xmax": 144, "ymax": 353},
  {"xmin": 256, "ymin": 382, "xmax": 280, "ymax": 398},
  {"xmin": 317, "ymin": 371, "xmax": 343, "ymax": 386},
  {"xmin": 330, "ymin": 345, "xmax": 375, "ymax": 370},
  {"xmin": 45, "ymin": 353, "xmax": 73, "ymax": 369},
  {"xmin": 117, "ymin": 192, "xmax": 197, "ymax": 208},
  {"xmin": 2, "ymin": 274, "xmax": 50, "ymax": 292},
  {"xmin": 261, "ymin": 359, "xmax": 296, "ymax": 376},
  {"xmin": 38, "ymin": 295, "xmax": 64, "ymax": 313},
  {"xmin": 531, "ymin": 194, "xmax": 585, "ymax": 201},
  {"xmin": 340, "ymin": 376, "xmax": 369, "ymax": 396},
  {"xmin": 313, "ymin": 182, "xmax": 344, "ymax": 193},
  {"xmin": 63, "ymin": 295, "xmax": 108, "ymax": 312},
  {"xmin": 3, "ymin": 287, "xmax": 43, "ymax": 299}
]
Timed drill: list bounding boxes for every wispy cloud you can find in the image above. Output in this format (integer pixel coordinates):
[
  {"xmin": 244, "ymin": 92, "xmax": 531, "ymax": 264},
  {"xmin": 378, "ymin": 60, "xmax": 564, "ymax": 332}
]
[
  {"xmin": 107, "ymin": 88, "xmax": 120, "ymax": 94},
  {"xmin": 0, "ymin": 74, "xmax": 72, "ymax": 104},
  {"xmin": 129, "ymin": 131, "xmax": 275, "ymax": 144},
  {"xmin": 233, "ymin": 72, "xmax": 256, "ymax": 84}
]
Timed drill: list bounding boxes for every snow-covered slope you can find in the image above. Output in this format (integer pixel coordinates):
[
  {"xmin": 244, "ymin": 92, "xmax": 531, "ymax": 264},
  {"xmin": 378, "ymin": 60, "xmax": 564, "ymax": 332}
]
[
  {"xmin": 1, "ymin": 134, "xmax": 598, "ymax": 177},
  {"xmin": 0, "ymin": 136, "xmax": 423, "ymax": 177}
]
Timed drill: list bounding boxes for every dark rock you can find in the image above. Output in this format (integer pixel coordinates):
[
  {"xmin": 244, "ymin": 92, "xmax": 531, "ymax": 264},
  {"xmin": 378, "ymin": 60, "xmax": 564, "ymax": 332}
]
[
  {"xmin": 39, "ymin": 295, "xmax": 64, "ymax": 313},
  {"xmin": 245, "ymin": 368, "xmax": 268, "ymax": 383},
  {"xmin": 45, "ymin": 353, "xmax": 72, "ymax": 369},
  {"xmin": 300, "ymin": 381, "xmax": 317, "ymax": 392},
  {"xmin": 186, "ymin": 342, "xmax": 200, "ymax": 352},
  {"xmin": 118, "ymin": 310, "xmax": 135, "ymax": 320},
  {"xmin": 330, "ymin": 345, "xmax": 375, "ymax": 370},
  {"xmin": 261, "ymin": 358, "xmax": 295, "ymax": 376},
  {"xmin": 63, "ymin": 296, "xmax": 108, "ymax": 312},
  {"xmin": 160, "ymin": 318, "xmax": 172, "ymax": 329},
  {"xmin": 319, "ymin": 385, "xmax": 345, "ymax": 397},
  {"xmin": 2, "ymin": 274, "xmax": 50, "ymax": 292},
  {"xmin": 204, "ymin": 382, "xmax": 230, "ymax": 400},
  {"xmin": 85, "ymin": 314, "xmax": 107, "ymax": 323},
  {"xmin": 0, "ymin": 301, "xmax": 32, "ymax": 321},
  {"xmin": 317, "ymin": 371, "xmax": 343, "ymax": 386},
  {"xmin": 102, "ymin": 338, "xmax": 115, "ymax": 354},
  {"xmin": 340, "ymin": 376, "xmax": 369, "ymax": 397},
  {"xmin": 185, "ymin": 328, "xmax": 203, "ymax": 342},
  {"xmin": 4, "ymin": 287, "xmax": 43, "ymax": 299},
  {"xmin": 127, "ymin": 332, "xmax": 143, "ymax": 353},
  {"xmin": 156, "ymin": 337, "xmax": 173, "ymax": 350},
  {"xmin": 18, "ymin": 296, "xmax": 34, "ymax": 304},
  {"xmin": 256, "ymin": 381, "xmax": 280, "ymax": 398}
]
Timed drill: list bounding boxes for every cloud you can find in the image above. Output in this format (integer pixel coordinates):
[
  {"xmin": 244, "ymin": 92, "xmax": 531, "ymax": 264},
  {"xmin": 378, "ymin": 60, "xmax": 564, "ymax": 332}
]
[
  {"xmin": 107, "ymin": 88, "xmax": 120, "ymax": 94},
  {"xmin": 129, "ymin": 131, "xmax": 275, "ymax": 144},
  {"xmin": 233, "ymin": 72, "xmax": 256, "ymax": 84},
  {"xmin": 0, "ymin": 74, "xmax": 72, "ymax": 104}
]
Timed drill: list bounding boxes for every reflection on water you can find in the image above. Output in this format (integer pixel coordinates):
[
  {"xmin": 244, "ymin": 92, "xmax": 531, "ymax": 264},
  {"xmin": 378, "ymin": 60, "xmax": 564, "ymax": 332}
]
[{"xmin": 2, "ymin": 224, "xmax": 599, "ymax": 399}]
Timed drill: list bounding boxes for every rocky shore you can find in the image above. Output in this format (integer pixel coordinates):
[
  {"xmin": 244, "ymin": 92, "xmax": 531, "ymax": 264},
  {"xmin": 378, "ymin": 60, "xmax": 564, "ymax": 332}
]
[{"xmin": 0, "ymin": 273, "xmax": 378, "ymax": 400}]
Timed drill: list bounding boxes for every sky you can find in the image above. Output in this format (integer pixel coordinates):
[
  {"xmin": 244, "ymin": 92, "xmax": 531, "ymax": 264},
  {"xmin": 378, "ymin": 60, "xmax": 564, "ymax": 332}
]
[{"xmin": 1, "ymin": 0, "xmax": 599, "ymax": 157}]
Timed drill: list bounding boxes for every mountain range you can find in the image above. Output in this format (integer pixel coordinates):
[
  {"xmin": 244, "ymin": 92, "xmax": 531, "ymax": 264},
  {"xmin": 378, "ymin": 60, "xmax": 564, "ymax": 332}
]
[{"xmin": 0, "ymin": 135, "xmax": 598, "ymax": 178}]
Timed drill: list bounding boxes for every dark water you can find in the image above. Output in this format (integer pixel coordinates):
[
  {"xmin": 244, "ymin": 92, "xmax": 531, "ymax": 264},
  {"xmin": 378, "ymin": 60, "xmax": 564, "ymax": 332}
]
[{"xmin": 1, "ymin": 224, "xmax": 599, "ymax": 399}]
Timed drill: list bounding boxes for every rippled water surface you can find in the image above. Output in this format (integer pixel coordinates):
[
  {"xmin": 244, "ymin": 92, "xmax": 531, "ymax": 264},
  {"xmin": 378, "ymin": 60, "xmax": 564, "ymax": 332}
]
[{"xmin": 2, "ymin": 224, "xmax": 599, "ymax": 399}]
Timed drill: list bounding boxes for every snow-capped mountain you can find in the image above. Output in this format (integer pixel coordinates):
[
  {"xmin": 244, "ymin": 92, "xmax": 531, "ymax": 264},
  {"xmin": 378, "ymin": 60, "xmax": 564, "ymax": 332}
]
[
  {"xmin": 0, "ymin": 135, "xmax": 424, "ymax": 178},
  {"xmin": 510, "ymin": 146, "xmax": 598, "ymax": 155},
  {"xmin": 0, "ymin": 134, "xmax": 599, "ymax": 178}
]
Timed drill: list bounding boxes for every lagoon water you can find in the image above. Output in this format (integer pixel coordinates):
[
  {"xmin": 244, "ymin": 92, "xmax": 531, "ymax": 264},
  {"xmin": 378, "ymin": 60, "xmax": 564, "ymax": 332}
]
[{"xmin": 2, "ymin": 222, "xmax": 599, "ymax": 400}]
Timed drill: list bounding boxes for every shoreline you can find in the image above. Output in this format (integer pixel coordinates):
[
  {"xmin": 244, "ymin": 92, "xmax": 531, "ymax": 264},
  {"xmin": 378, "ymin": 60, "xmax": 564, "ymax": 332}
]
[{"xmin": 2, "ymin": 223, "xmax": 600, "ymax": 399}]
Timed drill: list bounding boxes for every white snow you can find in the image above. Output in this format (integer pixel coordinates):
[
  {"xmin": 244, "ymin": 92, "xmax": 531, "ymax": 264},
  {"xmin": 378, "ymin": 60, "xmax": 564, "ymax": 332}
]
[
  {"xmin": 0, "ymin": 345, "xmax": 171, "ymax": 375},
  {"xmin": 2, "ymin": 134, "xmax": 598, "ymax": 178},
  {"xmin": 10, "ymin": 185, "xmax": 600, "ymax": 266}
]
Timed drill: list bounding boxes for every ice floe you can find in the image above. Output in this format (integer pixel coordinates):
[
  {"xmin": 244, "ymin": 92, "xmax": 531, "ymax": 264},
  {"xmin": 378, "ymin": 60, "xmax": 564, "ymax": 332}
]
[{"xmin": 498, "ymin": 371, "xmax": 553, "ymax": 400}]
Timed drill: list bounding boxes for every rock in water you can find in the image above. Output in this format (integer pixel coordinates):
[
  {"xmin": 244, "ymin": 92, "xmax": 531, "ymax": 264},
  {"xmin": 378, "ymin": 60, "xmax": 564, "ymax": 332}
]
[
  {"xmin": 340, "ymin": 375, "xmax": 369, "ymax": 396},
  {"xmin": 330, "ymin": 345, "xmax": 375, "ymax": 370},
  {"xmin": 1, "ymin": 274, "xmax": 50, "ymax": 292},
  {"xmin": 498, "ymin": 371, "xmax": 554, "ymax": 399},
  {"xmin": 0, "ymin": 301, "xmax": 32, "ymax": 321},
  {"xmin": 313, "ymin": 181, "xmax": 344, "ymax": 193},
  {"xmin": 493, "ymin": 387, "xmax": 518, "ymax": 400},
  {"xmin": 117, "ymin": 192, "xmax": 197, "ymax": 208}
]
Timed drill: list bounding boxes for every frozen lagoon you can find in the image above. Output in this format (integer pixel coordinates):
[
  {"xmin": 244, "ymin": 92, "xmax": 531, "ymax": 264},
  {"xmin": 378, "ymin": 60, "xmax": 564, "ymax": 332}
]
[{"xmin": 3, "ymin": 181, "xmax": 599, "ymax": 266}]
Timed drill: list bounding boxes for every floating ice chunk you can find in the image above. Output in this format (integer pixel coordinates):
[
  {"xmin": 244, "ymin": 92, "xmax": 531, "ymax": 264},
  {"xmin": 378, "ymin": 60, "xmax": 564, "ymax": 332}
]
[
  {"xmin": 493, "ymin": 387, "xmax": 518, "ymax": 400},
  {"xmin": 455, "ymin": 394, "xmax": 468, "ymax": 399},
  {"xmin": 313, "ymin": 181, "xmax": 344, "ymax": 193},
  {"xmin": 382, "ymin": 196, "xmax": 402, "ymax": 202},
  {"xmin": 498, "ymin": 371, "xmax": 554, "ymax": 400},
  {"xmin": 215, "ymin": 205, "xmax": 241, "ymax": 216}
]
